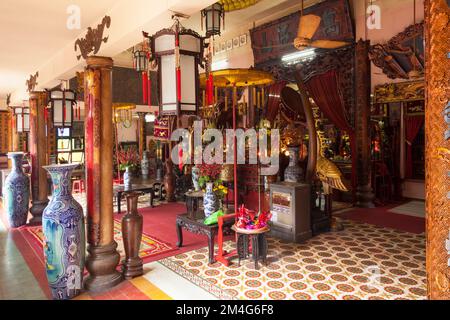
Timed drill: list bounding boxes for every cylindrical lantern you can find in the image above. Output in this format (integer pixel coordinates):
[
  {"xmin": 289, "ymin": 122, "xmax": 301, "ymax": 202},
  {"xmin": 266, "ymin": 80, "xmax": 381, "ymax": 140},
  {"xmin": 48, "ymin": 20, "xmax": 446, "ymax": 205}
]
[
  {"xmin": 147, "ymin": 18, "xmax": 204, "ymax": 116},
  {"xmin": 13, "ymin": 105, "xmax": 30, "ymax": 133},
  {"xmin": 49, "ymin": 88, "xmax": 76, "ymax": 127},
  {"xmin": 201, "ymin": 3, "xmax": 225, "ymax": 38}
]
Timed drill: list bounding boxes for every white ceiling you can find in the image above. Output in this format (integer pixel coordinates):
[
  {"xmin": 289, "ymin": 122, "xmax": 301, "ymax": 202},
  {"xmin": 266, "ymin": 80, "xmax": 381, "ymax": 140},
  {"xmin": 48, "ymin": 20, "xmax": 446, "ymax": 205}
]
[{"xmin": 0, "ymin": 0, "xmax": 122, "ymax": 99}]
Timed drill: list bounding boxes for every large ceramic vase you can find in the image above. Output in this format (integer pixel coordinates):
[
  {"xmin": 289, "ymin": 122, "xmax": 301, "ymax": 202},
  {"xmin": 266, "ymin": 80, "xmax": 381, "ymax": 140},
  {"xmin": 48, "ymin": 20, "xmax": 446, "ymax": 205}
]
[
  {"xmin": 121, "ymin": 192, "xmax": 144, "ymax": 280},
  {"xmin": 191, "ymin": 166, "xmax": 200, "ymax": 191},
  {"xmin": 42, "ymin": 163, "xmax": 85, "ymax": 300},
  {"xmin": 203, "ymin": 182, "xmax": 219, "ymax": 218},
  {"xmin": 3, "ymin": 152, "xmax": 30, "ymax": 228},
  {"xmin": 284, "ymin": 146, "xmax": 304, "ymax": 183},
  {"xmin": 141, "ymin": 152, "xmax": 149, "ymax": 180},
  {"xmin": 123, "ymin": 166, "xmax": 132, "ymax": 190}
]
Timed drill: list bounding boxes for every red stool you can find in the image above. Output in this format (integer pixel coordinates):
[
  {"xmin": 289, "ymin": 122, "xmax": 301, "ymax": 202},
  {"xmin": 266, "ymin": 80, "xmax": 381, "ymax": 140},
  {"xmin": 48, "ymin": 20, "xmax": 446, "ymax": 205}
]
[{"xmin": 72, "ymin": 179, "xmax": 85, "ymax": 193}]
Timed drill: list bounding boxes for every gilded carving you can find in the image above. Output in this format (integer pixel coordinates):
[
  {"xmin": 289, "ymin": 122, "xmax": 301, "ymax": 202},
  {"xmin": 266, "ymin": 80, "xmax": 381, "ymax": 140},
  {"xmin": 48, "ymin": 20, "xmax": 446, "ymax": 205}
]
[
  {"xmin": 374, "ymin": 80, "xmax": 425, "ymax": 103},
  {"xmin": 369, "ymin": 23, "xmax": 424, "ymax": 79},
  {"xmin": 74, "ymin": 16, "xmax": 111, "ymax": 60},
  {"xmin": 424, "ymin": 0, "xmax": 450, "ymax": 300}
]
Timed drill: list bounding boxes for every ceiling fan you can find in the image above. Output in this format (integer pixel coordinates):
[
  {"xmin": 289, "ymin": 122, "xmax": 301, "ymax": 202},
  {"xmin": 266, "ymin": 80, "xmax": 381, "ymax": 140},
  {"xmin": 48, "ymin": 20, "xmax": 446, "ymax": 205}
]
[{"xmin": 293, "ymin": 0, "xmax": 350, "ymax": 51}]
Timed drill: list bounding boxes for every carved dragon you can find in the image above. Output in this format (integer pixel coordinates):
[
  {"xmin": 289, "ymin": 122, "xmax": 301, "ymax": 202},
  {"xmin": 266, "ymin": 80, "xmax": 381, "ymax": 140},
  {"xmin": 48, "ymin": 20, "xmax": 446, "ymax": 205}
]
[
  {"xmin": 74, "ymin": 16, "xmax": 111, "ymax": 60},
  {"xmin": 26, "ymin": 72, "xmax": 39, "ymax": 92}
]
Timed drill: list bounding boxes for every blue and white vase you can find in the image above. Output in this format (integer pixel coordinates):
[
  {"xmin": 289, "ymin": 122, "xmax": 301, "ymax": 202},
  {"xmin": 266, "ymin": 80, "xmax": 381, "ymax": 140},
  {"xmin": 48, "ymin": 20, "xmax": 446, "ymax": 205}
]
[
  {"xmin": 42, "ymin": 163, "xmax": 85, "ymax": 300},
  {"xmin": 191, "ymin": 166, "xmax": 200, "ymax": 191},
  {"xmin": 124, "ymin": 166, "xmax": 132, "ymax": 190},
  {"xmin": 203, "ymin": 182, "xmax": 219, "ymax": 218},
  {"xmin": 3, "ymin": 152, "xmax": 30, "ymax": 228}
]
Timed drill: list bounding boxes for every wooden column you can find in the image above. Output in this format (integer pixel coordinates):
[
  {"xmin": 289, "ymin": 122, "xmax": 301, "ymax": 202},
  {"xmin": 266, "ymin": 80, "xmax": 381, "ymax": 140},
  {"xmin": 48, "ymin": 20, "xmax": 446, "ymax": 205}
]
[
  {"xmin": 29, "ymin": 91, "xmax": 49, "ymax": 224},
  {"xmin": 355, "ymin": 39, "xmax": 375, "ymax": 208},
  {"xmin": 424, "ymin": 0, "xmax": 450, "ymax": 300},
  {"xmin": 137, "ymin": 112, "xmax": 147, "ymax": 159},
  {"xmin": 84, "ymin": 56, "xmax": 122, "ymax": 292}
]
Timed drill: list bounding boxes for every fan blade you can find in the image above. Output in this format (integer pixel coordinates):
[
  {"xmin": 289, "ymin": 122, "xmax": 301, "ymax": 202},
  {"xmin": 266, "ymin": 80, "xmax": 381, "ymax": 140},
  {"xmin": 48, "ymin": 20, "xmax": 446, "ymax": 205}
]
[
  {"xmin": 297, "ymin": 14, "xmax": 321, "ymax": 39},
  {"xmin": 311, "ymin": 40, "xmax": 349, "ymax": 49}
]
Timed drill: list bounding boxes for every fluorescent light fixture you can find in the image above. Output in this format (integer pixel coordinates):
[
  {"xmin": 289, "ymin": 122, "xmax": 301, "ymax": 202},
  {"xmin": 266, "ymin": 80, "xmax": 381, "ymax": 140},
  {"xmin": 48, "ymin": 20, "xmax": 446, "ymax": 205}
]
[
  {"xmin": 212, "ymin": 59, "xmax": 228, "ymax": 71},
  {"xmin": 281, "ymin": 49, "xmax": 316, "ymax": 64},
  {"xmin": 145, "ymin": 113, "xmax": 156, "ymax": 123}
]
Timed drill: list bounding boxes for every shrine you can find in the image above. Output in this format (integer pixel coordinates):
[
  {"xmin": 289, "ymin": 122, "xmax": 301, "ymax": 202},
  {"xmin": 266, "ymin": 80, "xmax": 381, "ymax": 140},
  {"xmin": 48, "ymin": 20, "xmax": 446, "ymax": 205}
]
[{"xmin": 0, "ymin": 0, "xmax": 448, "ymax": 302}]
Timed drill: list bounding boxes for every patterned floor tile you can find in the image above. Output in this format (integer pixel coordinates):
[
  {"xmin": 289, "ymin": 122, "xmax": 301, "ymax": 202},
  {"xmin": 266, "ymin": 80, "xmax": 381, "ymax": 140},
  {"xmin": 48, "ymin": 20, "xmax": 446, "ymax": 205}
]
[{"xmin": 160, "ymin": 220, "xmax": 426, "ymax": 300}]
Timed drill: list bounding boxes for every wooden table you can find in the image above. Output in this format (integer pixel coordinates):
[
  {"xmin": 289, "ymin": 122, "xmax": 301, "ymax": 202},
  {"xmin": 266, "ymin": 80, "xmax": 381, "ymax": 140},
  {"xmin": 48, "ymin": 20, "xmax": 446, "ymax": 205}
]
[
  {"xmin": 176, "ymin": 212, "xmax": 234, "ymax": 264},
  {"xmin": 114, "ymin": 179, "xmax": 157, "ymax": 213}
]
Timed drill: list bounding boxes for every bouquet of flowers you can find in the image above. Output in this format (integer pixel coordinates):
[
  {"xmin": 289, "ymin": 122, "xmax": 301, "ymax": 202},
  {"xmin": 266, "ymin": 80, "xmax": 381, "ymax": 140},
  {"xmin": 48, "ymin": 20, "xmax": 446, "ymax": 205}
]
[
  {"xmin": 236, "ymin": 205, "xmax": 272, "ymax": 230},
  {"xmin": 116, "ymin": 146, "xmax": 139, "ymax": 171},
  {"xmin": 198, "ymin": 163, "xmax": 228, "ymax": 199}
]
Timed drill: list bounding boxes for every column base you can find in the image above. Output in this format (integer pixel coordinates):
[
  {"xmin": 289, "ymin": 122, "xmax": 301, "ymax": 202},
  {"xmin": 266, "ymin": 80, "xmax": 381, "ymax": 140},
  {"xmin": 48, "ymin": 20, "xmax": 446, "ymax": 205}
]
[
  {"xmin": 122, "ymin": 257, "xmax": 144, "ymax": 280},
  {"xmin": 356, "ymin": 184, "xmax": 375, "ymax": 208},
  {"xmin": 29, "ymin": 199, "xmax": 49, "ymax": 225},
  {"xmin": 84, "ymin": 241, "xmax": 123, "ymax": 293}
]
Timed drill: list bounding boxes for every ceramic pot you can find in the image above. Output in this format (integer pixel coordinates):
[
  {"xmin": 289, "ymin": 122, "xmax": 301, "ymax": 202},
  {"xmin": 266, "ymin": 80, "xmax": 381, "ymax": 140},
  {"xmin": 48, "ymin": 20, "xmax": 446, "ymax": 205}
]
[
  {"xmin": 42, "ymin": 163, "xmax": 85, "ymax": 300},
  {"xmin": 121, "ymin": 192, "xmax": 144, "ymax": 280},
  {"xmin": 3, "ymin": 152, "xmax": 30, "ymax": 228},
  {"xmin": 123, "ymin": 166, "xmax": 132, "ymax": 190},
  {"xmin": 203, "ymin": 182, "xmax": 219, "ymax": 218},
  {"xmin": 284, "ymin": 146, "xmax": 304, "ymax": 183},
  {"xmin": 191, "ymin": 166, "xmax": 200, "ymax": 191},
  {"xmin": 141, "ymin": 152, "xmax": 149, "ymax": 180}
]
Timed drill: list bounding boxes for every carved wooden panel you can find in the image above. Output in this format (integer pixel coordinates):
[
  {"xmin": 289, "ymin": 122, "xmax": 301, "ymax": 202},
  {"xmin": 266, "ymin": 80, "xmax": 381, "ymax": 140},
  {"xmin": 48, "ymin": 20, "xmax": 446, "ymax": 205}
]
[
  {"xmin": 374, "ymin": 80, "xmax": 425, "ymax": 103},
  {"xmin": 369, "ymin": 22, "xmax": 424, "ymax": 79},
  {"xmin": 424, "ymin": 0, "xmax": 450, "ymax": 300}
]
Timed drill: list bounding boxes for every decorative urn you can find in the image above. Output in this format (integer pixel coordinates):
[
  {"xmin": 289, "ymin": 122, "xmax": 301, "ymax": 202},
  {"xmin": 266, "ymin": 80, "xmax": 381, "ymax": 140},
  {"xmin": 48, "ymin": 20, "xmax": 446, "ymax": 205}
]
[
  {"xmin": 42, "ymin": 163, "xmax": 85, "ymax": 300},
  {"xmin": 3, "ymin": 152, "xmax": 30, "ymax": 228}
]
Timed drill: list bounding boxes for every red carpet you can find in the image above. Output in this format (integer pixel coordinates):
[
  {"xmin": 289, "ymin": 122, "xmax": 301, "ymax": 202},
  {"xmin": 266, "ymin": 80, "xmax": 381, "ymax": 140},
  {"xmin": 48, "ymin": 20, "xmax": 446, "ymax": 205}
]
[{"xmin": 335, "ymin": 206, "xmax": 425, "ymax": 234}]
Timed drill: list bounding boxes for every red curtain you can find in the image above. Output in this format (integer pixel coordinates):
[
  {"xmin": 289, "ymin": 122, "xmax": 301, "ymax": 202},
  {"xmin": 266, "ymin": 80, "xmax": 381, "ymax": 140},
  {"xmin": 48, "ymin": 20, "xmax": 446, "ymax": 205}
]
[
  {"xmin": 305, "ymin": 69, "xmax": 357, "ymax": 194},
  {"xmin": 405, "ymin": 115, "xmax": 424, "ymax": 179}
]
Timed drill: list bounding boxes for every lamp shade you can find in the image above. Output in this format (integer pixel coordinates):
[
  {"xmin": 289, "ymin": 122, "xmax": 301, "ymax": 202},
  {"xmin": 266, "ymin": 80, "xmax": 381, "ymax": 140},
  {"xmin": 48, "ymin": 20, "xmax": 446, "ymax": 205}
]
[
  {"xmin": 14, "ymin": 107, "xmax": 30, "ymax": 133},
  {"xmin": 151, "ymin": 26, "xmax": 203, "ymax": 116},
  {"xmin": 49, "ymin": 88, "xmax": 76, "ymax": 127},
  {"xmin": 133, "ymin": 50, "xmax": 148, "ymax": 73},
  {"xmin": 202, "ymin": 3, "xmax": 224, "ymax": 38}
]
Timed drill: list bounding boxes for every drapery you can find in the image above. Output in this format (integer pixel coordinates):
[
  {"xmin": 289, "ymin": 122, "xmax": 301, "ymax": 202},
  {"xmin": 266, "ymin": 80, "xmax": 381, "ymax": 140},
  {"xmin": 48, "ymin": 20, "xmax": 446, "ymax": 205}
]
[
  {"xmin": 305, "ymin": 69, "xmax": 356, "ymax": 194},
  {"xmin": 405, "ymin": 115, "xmax": 424, "ymax": 179}
]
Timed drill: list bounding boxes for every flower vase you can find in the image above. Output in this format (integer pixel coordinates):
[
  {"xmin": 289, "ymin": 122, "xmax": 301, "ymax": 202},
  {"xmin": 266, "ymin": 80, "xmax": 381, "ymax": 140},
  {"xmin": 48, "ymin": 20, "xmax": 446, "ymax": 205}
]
[
  {"xmin": 121, "ymin": 192, "xmax": 144, "ymax": 280},
  {"xmin": 191, "ymin": 166, "xmax": 200, "ymax": 191},
  {"xmin": 141, "ymin": 152, "xmax": 149, "ymax": 180},
  {"xmin": 3, "ymin": 152, "xmax": 30, "ymax": 228},
  {"xmin": 284, "ymin": 146, "xmax": 304, "ymax": 183},
  {"xmin": 203, "ymin": 182, "xmax": 219, "ymax": 218},
  {"xmin": 42, "ymin": 164, "xmax": 85, "ymax": 300},
  {"xmin": 124, "ymin": 166, "xmax": 132, "ymax": 190}
]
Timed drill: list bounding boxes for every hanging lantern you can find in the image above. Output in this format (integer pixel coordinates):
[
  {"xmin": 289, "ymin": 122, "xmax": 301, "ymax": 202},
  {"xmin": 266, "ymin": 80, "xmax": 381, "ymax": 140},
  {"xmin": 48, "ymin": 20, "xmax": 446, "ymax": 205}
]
[
  {"xmin": 12, "ymin": 105, "xmax": 30, "ymax": 133},
  {"xmin": 144, "ymin": 15, "xmax": 205, "ymax": 116},
  {"xmin": 48, "ymin": 88, "xmax": 76, "ymax": 127},
  {"xmin": 133, "ymin": 49, "xmax": 148, "ymax": 73},
  {"xmin": 201, "ymin": 2, "xmax": 225, "ymax": 38}
]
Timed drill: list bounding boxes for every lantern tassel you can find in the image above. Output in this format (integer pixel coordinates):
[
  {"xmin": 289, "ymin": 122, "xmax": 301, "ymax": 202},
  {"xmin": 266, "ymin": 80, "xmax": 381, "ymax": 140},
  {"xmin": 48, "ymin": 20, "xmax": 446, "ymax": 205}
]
[
  {"xmin": 142, "ymin": 71, "xmax": 148, "ymax": 104},
  {"xmin": 148, "ymin": 73, "xmax": 151, "ymax": 107},
  {"xmin": 177, "ymin": 68, "xmax": 181, "ymax": 102},
  {"xmin": 207, "ymin": 73, "xmax": 214, "ymax": 105}
]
